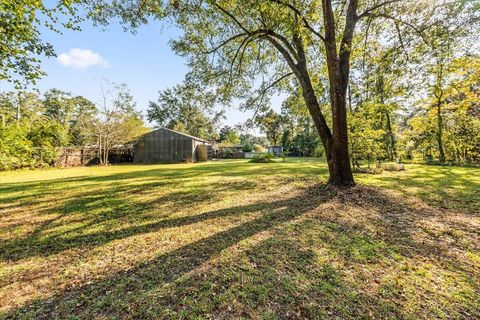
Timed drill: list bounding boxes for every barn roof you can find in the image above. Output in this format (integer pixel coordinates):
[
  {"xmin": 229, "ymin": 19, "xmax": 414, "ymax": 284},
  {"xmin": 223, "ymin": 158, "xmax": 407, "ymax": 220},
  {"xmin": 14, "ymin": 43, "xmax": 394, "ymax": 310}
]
[{"xmin": 151, "ymin": 127, "xmax": 210, "ymax": 143}]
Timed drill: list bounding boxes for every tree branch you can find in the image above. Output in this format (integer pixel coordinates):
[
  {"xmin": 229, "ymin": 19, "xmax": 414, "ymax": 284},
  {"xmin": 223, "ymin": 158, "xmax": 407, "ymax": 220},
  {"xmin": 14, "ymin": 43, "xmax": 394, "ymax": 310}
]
[
  {"xmin": 268, "ymin": 0, "xmax": 327, "ymax": 43},
  {"xmin": 212, "ymin": 2, "xmax": 251, "ymax": 34},
  {"xmin": 202, "ymin": 32, "xmax": 249, "ymax": 54},
  {"xmin": 356, "ymin": 0, "xmax": 403, "ymax": 20},
  {"xmin": 367, "ymin": 13, "xmax": 430, "ymax": 45},
  {"xmin": 265, "ymin": 35, "xmax": 298, "ymax": 73},
  {"xmin": 248, "ymin": 72, "xmax": 294, "ymax": 118}
]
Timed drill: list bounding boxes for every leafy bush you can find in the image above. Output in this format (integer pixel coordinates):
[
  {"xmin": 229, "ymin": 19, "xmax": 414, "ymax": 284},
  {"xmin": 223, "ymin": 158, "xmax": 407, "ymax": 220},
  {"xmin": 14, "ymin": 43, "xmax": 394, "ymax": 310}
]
[
  {"xmin": 28, "ymin": 120, "xmax": 68, "ymax": 166},
  {"xmin": 0, "ymin": 120, "xmax": 68, "ymax": 171},
  {"xmin": 223, "ymin": 149, "xmax": 233, "ymax": 159},
  {"xmin": 253, "ymin": 144, "xmax": 264, "ymax": 153},
  {"xmin": 242, "ymin": 142, "xmax": 253, "ymax": 152},
  {"xmin": 0, "ymin": 124, "xmax": 33, "ymax": 170},
  {"xmin": 249, "ymin": 153, "xmax": 274, "ymax": 163}
]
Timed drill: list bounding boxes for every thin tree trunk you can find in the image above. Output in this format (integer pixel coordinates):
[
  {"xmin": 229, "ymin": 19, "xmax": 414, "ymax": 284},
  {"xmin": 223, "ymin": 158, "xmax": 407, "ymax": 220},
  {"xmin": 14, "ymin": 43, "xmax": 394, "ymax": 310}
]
[
  {"xmin": 103, "ymin": 137, "xmax": 108, "ymax": 165},
  {"xmin": 98, "ymin": 135, "xmax": 103, "ymax": 165},
  {"xmin": 436, "ymin": 100, "xmax": 446, "ymax": 163},
  {"xmin": 16, "ymin": 93, "xmax": 21, "ymax": 126},
  {"xmin": 384, "ymin": 109, "xmax": 396, "ymax": 161},
  {"xmin": 377, "ymin": 71, "xmax": 396, "ymax": 161}
]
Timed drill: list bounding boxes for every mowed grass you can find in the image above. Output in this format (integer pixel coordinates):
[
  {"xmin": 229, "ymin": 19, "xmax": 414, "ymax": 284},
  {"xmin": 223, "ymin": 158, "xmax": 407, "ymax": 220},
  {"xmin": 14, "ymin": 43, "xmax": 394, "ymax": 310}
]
[{"xmin": 0, "ymin": 158, "xmax": 479, "ymax": 319}]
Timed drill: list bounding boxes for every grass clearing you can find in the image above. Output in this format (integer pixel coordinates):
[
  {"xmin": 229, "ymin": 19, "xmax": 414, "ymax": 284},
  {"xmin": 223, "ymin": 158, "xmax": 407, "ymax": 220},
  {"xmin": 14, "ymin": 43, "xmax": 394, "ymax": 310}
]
[{"xmin": 0, "ymin": 158, "xmax": 479, "ymax": 319}]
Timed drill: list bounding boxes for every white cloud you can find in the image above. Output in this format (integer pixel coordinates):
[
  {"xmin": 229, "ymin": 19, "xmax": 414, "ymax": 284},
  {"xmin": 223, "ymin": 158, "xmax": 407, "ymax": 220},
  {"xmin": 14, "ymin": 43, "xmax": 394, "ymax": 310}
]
[{"xmin": 57, "ymin": 48, "xmax": 110, "ymax": 69}]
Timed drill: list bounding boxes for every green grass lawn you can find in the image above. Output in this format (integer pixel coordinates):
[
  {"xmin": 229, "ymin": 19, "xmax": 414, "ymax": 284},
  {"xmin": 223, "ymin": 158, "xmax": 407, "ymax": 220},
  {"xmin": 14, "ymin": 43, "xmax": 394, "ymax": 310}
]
[{"xmin": 0, "ymin": 158, "xmax": 479, "ymax": 319}]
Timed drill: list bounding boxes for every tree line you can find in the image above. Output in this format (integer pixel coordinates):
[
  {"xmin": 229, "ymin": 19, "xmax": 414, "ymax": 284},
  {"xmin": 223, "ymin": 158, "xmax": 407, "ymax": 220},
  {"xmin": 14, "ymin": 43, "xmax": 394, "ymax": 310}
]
[
  {"xmin": 0, "ymin": 83, "xmax": 148, "ymax": 170},
  {"xmin": 147, "ymin": 47, "xmax": 480, "ymax": 165}
]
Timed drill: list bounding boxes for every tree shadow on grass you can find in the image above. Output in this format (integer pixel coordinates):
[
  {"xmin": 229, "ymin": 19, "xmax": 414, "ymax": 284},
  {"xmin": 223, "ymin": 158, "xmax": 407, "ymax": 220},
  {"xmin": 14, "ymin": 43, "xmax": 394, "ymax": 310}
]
[
  {"xmin": 0, "ymin": 160, "xmax": 326, "ymax": 262},
  {"xmin": 3, "ymin": 184, "xmax": 336, "ymax": 319},
  {"xmin": 0, "ymin": 159, "xmax": 327, "ymax": 207},
  {"xmin": 2, "ymin": 183, "xmax": 479, "ymax": 319},
  {"xmin": 0, "ymin": 177, "xmax": 261, "ymax": 262},
  {"xmin": 0, "ymin": 160, "xmax": 327, "ymax": 201}
]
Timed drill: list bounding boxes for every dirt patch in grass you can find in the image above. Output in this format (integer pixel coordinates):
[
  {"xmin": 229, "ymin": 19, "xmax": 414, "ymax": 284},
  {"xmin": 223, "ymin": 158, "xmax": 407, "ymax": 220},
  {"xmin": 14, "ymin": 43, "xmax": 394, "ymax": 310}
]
[{"xmin": 0, "ymin": 161, "xmax": 479, "ymax": 319}]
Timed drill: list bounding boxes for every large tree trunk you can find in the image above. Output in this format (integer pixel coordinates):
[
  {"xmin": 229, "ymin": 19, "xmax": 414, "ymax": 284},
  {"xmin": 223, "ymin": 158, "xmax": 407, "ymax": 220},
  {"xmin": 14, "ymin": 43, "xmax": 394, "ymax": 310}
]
[
  {"xmin": 266, "ymin": 0, "xmax": 356, "ymax": 186},
  {"xmin": 297, "ymin": 68, "xmax": 355, "ymax": 186},
  {"xmin": 320, "ymin": 0, "xmax": 357, "ymax": 186},
  {"xmin": 327, "ymin": 88, "xmax": 355, "ymax": 186}
]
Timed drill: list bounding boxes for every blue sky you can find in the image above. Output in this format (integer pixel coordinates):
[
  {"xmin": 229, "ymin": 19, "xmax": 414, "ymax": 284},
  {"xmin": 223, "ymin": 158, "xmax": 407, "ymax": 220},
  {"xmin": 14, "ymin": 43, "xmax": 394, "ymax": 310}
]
[{"xmin": 2, "ymin": 18, "xmax": 263, "ymax": 129}]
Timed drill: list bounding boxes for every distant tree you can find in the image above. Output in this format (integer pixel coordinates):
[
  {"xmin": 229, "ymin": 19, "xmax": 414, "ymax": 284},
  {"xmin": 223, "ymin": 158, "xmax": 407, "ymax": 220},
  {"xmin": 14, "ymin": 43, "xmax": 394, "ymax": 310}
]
[
  {"xmin": 242, "ymin": 142, "xmax": 253, "ymax": 152},
  {"xmin": 43, "ymin": 89, "xmax": 75, "ymax": 125},
  {"xmin": 348, "ymin": 103, "xmax": 386, "ymax": 166},
  {"xmin": 147, "ymin": 82, "xmax": 223, "ymax": 140},
  {"xmin": 27, "ymin": 120, "xmax": 69, "ymax": 166},
  {"xmin": 218, "ymin": 126, "xmax": 240, "ymax": 145},
  {"xmin": 68, "ymin": 96, "xmax": 98, "ymax": 146},
  {"xmin": 402, "ymin": 56, "xmax": 480, "ymax": 164},
  {"xmin": 0, "ymin": 91, "xmax": 69, "ymax": 169},
  {"xmin": 350, "ymin": 45, "xmax": 405, "ymax": 161},
  {"xmin": 87, "ymin": 82, "xmax": 148, "ymax": 165},
  {"xmin": 0, "ymin": 91, "xmax": 44, "ymax": 126},
  {"xmin": 42, "ymin": 89, "xmax": 98, "ymax": 146},
  {"xmin": 255, "ymin": 109, "xmax": 285, "ymax": 146},
  {"xmin": 280, "ymin": 93, "xmax": 322, "ymax": 157},
  {"xmin": 239, "ymin": 133, "xmax": 268, "ymax": 148}
]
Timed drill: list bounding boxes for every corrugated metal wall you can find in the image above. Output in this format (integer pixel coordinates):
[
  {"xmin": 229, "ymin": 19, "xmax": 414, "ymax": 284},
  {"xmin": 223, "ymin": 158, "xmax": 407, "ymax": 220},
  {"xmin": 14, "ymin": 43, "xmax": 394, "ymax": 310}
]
[{"xmin": 134, "ymin": 129, "xmax": 194, "ymax": 163}]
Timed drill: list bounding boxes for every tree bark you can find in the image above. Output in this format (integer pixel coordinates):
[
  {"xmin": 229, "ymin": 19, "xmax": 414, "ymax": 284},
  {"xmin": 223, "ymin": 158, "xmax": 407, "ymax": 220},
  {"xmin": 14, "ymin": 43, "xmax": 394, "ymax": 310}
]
[
  {"xmin": 384, "ymin": 109, "xmax": 396, "ymax": 161},
  {"xmin": 284, "ymin": 0, "xmax": 356, "ymax": 186},
  {"xmin": 98, "ymin": 135, "xmax": 103, "ymax": 165},
  {"xmin": 436, "ymin": 100, "xmax": 446, "ymax": 163},
  {"xmin": 296, "ymin": 66, "xmax": 354, "ymax": 186}
]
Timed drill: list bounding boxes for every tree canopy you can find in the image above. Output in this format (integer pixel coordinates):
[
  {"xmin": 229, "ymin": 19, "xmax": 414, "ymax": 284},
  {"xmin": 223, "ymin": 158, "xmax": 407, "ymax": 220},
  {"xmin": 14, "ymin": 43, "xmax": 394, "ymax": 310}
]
[
  {"xmin": 147, "ymin": 82, "xmax": 224, "ymax": 140},
  {"xmin": 0, "ymin": 1, "xmax": 81, "ymax": 87}
]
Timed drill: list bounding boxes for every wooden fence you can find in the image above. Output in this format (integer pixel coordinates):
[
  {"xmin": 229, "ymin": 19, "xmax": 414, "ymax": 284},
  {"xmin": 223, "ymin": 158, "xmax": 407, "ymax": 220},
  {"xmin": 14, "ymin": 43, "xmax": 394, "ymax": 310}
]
[{"xmin": 55, "ymin": 147, "xmax": 133, "ymax": 167}]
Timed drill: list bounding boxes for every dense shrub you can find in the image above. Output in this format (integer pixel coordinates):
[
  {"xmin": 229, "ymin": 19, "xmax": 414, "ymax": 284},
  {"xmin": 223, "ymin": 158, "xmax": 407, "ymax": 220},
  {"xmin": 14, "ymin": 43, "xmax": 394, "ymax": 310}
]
[
  {"xmin": 0, "ymin": 120, "xmax": 68, "ymax": 170},
  {"xmin": 29, "ymin": 120, "xmax": 69, "ymax": 166},
  {"xmin": 0, "ymin": 124, "xmax": 33, "ymax": 170},
  {"xmin": 223, "ymin": 149, "xmax": 233, "ymax": 159},
  {"xmin": 242, "ymin": 142, "xmax": 253, "ymax": 152},
  {"xmin": 249, "ymin": 153, "xmax": 274, "ymax": 163},
  {"xmin": 253, "ymin": 144, "xmax": 264, "ymax": 153}
]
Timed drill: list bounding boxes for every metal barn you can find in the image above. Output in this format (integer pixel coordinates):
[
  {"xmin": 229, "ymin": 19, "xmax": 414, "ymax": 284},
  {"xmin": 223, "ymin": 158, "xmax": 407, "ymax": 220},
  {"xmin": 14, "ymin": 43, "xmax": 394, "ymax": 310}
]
[{"xmin": 133, "ymin": 128, "xmax": 211, "ymax": 163}]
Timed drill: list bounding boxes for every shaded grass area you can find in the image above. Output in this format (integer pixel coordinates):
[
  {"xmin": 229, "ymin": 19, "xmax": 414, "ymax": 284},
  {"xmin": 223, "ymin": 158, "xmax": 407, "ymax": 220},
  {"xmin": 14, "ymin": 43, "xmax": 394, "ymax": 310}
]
[{"xmin": 0, "ymin": 159, "xmax": 479, "ymax": 319}]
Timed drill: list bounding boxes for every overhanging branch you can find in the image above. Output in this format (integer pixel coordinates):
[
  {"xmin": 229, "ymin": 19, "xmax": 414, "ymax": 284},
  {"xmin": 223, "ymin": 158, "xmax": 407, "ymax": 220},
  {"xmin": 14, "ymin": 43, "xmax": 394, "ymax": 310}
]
[
  {"xmin": 268, "ymin": 0, "xmax": 327, "ymax": 43},
  {"xmin": 248, "ymin": 72, "xmax": 294, "ymax": 119},
  {"xmin": 356, "ymin": 0, "xmax": 403, "ymax": 20}
]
